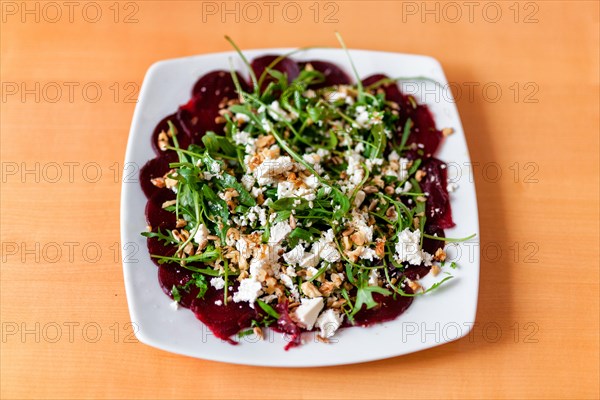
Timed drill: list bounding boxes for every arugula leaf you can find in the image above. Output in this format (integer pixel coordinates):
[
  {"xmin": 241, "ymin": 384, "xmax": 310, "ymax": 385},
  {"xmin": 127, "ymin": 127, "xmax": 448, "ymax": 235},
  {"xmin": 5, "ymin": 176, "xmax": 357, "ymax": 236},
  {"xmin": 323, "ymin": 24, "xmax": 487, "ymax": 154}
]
[
  {"xmin": 257, "ymin": 300, "xmax": 281, "ymax": 319},
  {"xmin": 216, "ymin": 173, "xmax": 256, "ymax": 206},
  {"xmin": 171, "ymin": 285, "xmax": 181, "ymax": 302}
]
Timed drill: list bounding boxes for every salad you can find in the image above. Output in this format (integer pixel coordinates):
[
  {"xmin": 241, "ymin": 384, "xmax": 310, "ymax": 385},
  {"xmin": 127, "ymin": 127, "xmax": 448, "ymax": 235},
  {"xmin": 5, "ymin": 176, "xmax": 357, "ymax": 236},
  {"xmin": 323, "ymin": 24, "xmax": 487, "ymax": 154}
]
[{"xmin": 139, "ymin": 37, "xmax": 472, "ymax": 349}]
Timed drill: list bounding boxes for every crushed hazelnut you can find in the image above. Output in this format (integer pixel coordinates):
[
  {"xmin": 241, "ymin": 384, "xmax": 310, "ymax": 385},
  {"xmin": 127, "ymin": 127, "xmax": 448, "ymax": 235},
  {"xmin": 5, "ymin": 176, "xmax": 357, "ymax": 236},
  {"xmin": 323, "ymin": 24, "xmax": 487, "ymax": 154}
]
[
  {"xmin": 434, "ymin": 248, "xmax": 447, "ymax": 262},
  {"xmin": 150, "ymin": 177, "xmax": 165, "ymax": 188},
  {"xmin": 301, "ymin": 281, "xmax": 322, "ymax": 298},
  {"xmin": 253, "ymin": 327, "xmax": 264, "ymax": 340},
  {"xmin": 442, "ymin": 127, "xmax": 454, "ymax": 137},
  {"xmin": 157, "ymin": 131, "xmax": 169, "ymax": 151},
  {"xmin": 319, "ymin": 281, "xmax": 335, "ymax": 296},
  {"xmin": 407, "ymin": 279, "xmax": 422, "ymax": 293},
  {"xmin": 363, "ymin": 185, "xmax": 378, "ymax": 194}
]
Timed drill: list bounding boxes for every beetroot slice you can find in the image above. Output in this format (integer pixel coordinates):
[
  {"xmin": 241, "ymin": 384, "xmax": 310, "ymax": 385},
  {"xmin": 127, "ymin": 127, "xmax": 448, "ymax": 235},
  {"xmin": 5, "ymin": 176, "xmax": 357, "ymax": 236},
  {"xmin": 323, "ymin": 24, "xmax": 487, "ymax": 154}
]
[
  {"xmin": 145, "ymin": 188, "xmax": 176, "ymax": 231},
  {"xmin": 190, "ymin": 286, "xmax": 257, "ymax": 344},
  {"xmin": 191, "ymin": 70, "xmax": 248, "ymax": 98},
  {"xmin": 158, "ymin": 264, "xmax": 199, "ymax": 308},
  {"xmin": 420, "ymin": 158, "xmax": 455, "ymax": 229},
  {"xmin": 299, "ymin": 60, "xmax": 352, "ymax": 89},
  {"xmin": 151, "ymin": 113, "xmax": 191, "ymax": 155},
  {"xmin": 351, "ymin": 292, "xmax": 413, "ymax": 327},
  {"xmin": 251, "ymin": 55, "xmax": 300, "ymax": 92},
  {"xmin": 362, "ymin": 74, "xmax": 408, "ymax": 105},
  {"xmin": 179, "ymin": 70, "xmax": 248, "ymax": 144},
  {"xmin": 363, "ymin": 74, "xmax": 443, "ymax": 158},
  {"xmin": 147, "ymin": 236, "xmax": 178, "ymax": 267},
  {"xmin": 139, "ymin": 152, "xmax": 178, "ymax": 199},
  {"xmin": 404, "ymin": 105, "xmax": 443, "ymax": 158},
  {"xmin": 271, "ymin": 302, "xmax": 302, "ymax": 350},
  {"xmin": 422, "ymin": 223, "xmax": 446, "ymax": 255}
]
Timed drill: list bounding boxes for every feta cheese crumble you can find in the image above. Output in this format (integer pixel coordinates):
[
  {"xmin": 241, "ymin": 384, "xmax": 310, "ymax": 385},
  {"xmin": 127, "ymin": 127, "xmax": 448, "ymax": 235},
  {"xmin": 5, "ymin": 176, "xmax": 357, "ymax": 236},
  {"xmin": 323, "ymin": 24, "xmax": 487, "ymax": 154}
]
[
  {"xmin": 233, "ymin": 278, "xmax": 263, "ymax": 308},
  {"xmin": 316, "ymin": 309, "xmax": 343, "ymax": 338},
  {"xmin": 393, "ymin": 228, "xmax": 433, "ymax": 266},
  {"xmin": 294, "ymin": 298, "xmax": 324, "ymax": 330}
]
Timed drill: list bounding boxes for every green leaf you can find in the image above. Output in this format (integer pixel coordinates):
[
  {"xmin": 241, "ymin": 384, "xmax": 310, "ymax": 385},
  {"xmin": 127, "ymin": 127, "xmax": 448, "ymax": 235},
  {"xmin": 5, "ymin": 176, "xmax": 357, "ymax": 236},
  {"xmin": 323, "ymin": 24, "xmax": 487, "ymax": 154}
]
[
  {"xmin": 352, "ymin": 285, "xmax": 392, "ymax": 316},
  {"xmin": 399, "ymin": 118, "xmax": 413, "ymax": 150},
  {"xmin": 216, "ymin": 173, "xmax": 256, "ymax": 207},
  {"xmin": 257, "ymin": 300, "xmax": 281, "ymax": 319},
  {"xmin": 171, "ymin": 285, "xmax": 181, "ymax": 303}
]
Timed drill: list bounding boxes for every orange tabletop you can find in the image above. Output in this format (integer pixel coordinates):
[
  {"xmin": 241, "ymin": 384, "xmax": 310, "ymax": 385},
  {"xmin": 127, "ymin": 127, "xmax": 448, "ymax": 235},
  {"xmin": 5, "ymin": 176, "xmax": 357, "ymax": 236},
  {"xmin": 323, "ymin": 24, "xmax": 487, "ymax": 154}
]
[{"xmin": 1, "ymin": 1, "xmax": 598, "ymax": 398}]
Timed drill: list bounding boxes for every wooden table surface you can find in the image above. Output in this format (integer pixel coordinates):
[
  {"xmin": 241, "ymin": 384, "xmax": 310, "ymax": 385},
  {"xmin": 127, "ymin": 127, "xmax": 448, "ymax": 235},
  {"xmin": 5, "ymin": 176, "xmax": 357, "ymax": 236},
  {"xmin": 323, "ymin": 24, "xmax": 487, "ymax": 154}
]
[{"xmin": 1, "ymin": 1, "xmax": 598, "ymax": 398}]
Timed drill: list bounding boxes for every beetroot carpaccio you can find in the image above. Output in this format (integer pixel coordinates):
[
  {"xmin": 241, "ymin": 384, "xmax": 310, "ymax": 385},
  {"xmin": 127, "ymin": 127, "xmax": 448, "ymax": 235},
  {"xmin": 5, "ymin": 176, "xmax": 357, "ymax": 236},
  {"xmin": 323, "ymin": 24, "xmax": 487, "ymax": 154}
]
[{"xmin": 140, "ymin": 54, "xmax": 459, "ymax": 349}]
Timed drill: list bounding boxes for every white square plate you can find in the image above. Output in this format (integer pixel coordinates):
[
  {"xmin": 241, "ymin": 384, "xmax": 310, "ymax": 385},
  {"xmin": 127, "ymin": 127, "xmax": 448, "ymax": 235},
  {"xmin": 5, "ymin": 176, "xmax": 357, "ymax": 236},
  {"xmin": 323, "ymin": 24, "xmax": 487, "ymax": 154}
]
[{"xmin": 121, "ymin": 48, "xmax": 480, "ymax": 367}]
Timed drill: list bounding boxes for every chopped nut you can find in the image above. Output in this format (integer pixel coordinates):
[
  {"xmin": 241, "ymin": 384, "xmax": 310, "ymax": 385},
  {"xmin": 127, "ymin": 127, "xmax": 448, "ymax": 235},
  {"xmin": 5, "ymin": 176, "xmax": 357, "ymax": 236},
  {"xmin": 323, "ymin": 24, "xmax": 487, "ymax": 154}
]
[
  {"xmin": 316, "ymin": 335, "xmax": 330, "ymax": 344},
  {"xmin": 341, "ymin": 226, "xmax": 355, "ymax": 237},
  {"xmin": 363, "ymin": 185, "xmax": 378, "ymax": 194},
  {"xmin": 171, "ymin": 229, "xmax": 183, "ymax": 242},
  {"xmin": 431, "ymin": 264, "xmax": 441, "ymax": 276},
  {"xmin": 415, "ymin": 170, "xmax": 427, "ymax": 182},
  {"xmin": 407, "ymin": 279, "xmax": 422, "ymax": 293},
  {"xmin": 253, "ymin": 327, "xmax": 264, "ymax": 340},
  {"xmin": 264, "ymin": 277, "xmax": 278, "ymax": 294},
  {"xmin": 150, "ymin": 177, "xmax": 165, "ymax": 188},
  {"xmin": 375, "ymin": 238, "xmax": 386, "ymax": 258},
  {"xmin": 221, "ymin": 188, "xmax": 239, "ymax": 201},
  {"xmin": 256, "ymin": 134, "xmax": 275, "ymax": 148},
  {"xmin": 162, "ymin": 200, "xmax": 177, "ymax": 209},
  {"xmin": 330, "ymin": 273, "xmax": 344, "ymax": 288},
  {"xmin": 413, "ymin": 217, "xmax": 420, "ymax": 229},
  {"xmin": 214, "ymin": 116, "xmax": 226, "ymax": 124},
  {"xmin": 384, "ymin": 186, "xmax": 395, "ymax": 195},
  {"xmin": 256, "ymin": 269, "xmax": 267, "ymax": 282},
  {"xmin": 416, "ymin": 196, "xmax": 427, "ymax": 203},
  {"xmin": 164, "ymin": 176, "xmax": 178, "ymax": 189},
  {"xmin": 350, "ymin": 232, "xmax": 366, "ymax": 246},
  {"xmin": 331, "ymin": 156, "xmax": 343, "ymax": 165},
  {"xmin": 386, "ymin": 206, "xmax": 398, "ymax": 219},
  {"xmin": 442, "ymin": 127, "xmax": 454, "ymax": 137},
  {"xmin": 319, "ymin": 281, "xmax": 335, "ymax": 296},
  {"xmin": 176, "ymin": 218, "xmax": 187, "ymax": 228},
  {"xmin": 183, "ymin": 242, "xmax": 195, "ymax": 255},
  {"xmin": 368, "ymin": 199, "xmax": 379, "ymax": 212},
  {"xmin": 372, "ymin": 176, "xmax": 385, "ymax": 188},
  {"xmin": 157, "ymin": 131, "xmax": 169, "ymax": 151},
  {"xmin": 346, "ymin": 246, "xmax": 364, "ymax": 263},
  {"xmin": 301, "ymin": 281, "xmax": 322, "ymax": 298},
  {"xmin": 331, "ymin": 299, "xmax": 347, "ymax": 308},
  {"xmin": 434, "ymin": 248, "xmax": 447, "ymax": 262},
  {"xmin": 289, "ymin": 214, "xmax": 297, "ymax": 229},
  {"xmin": 342, "ymin": 236, "xmax": 351, "ymax": 250}
]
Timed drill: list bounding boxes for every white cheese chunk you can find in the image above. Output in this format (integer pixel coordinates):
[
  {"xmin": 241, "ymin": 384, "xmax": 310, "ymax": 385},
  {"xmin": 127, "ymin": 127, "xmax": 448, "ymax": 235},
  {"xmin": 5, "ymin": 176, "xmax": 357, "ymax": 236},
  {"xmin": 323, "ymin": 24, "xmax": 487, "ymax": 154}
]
[
  {"xmin": 294, "ymin": 298, "xmax": 324, "ymax": 330},
  {"xmin": 316, "ymin": 309, "xmax": 344, "ymax": 338},
  {"xmin": 210, "ymin": 277, "xmax": 225, "ymax": 290},
  {"xmin": 393, "ymin": 228, "xmax": 433, "ymax": 266},
  {"xmin": 233, "ymin": 278, "xmax": 263, "ymax": 308},
  {"xmin": 269, "ymin": 221, "xmax": 292, "ymax": 244}
]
